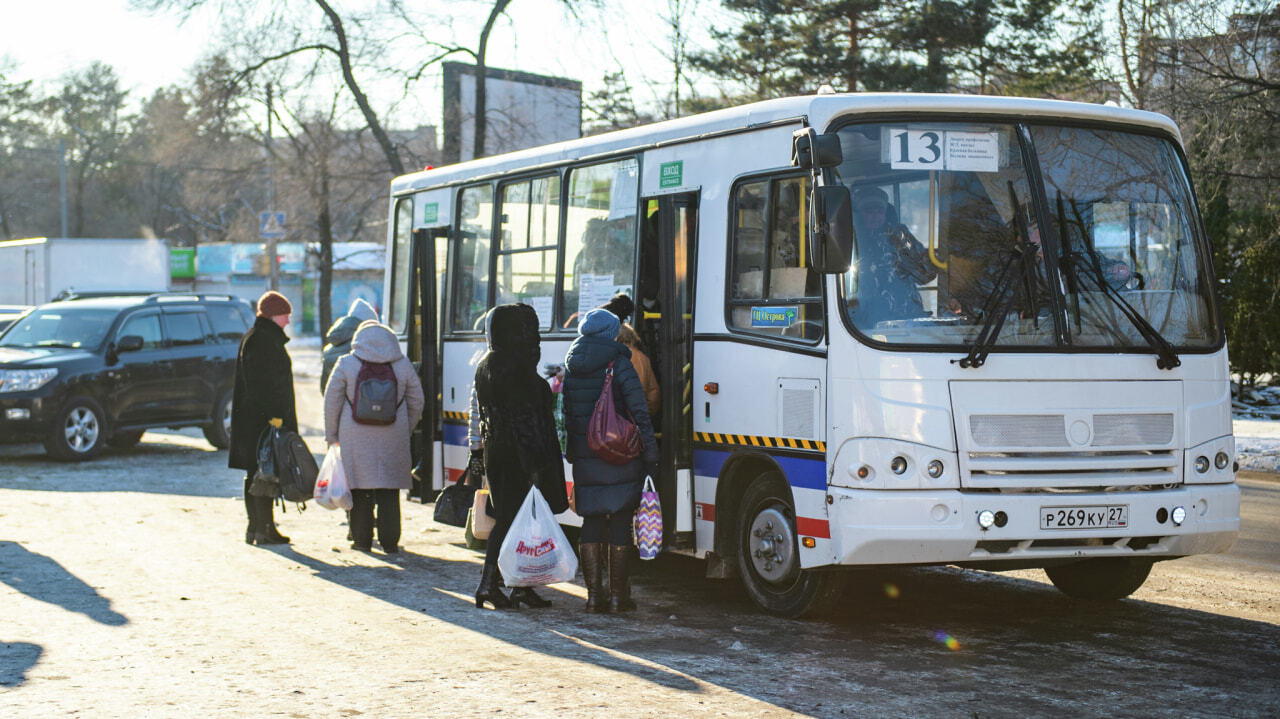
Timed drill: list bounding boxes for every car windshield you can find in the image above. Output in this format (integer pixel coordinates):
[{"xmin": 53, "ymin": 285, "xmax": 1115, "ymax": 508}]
[
  {"xmin": 0, "ymin": 307, "xmax": 119, "ymax": 349},
  {"xmin": 834, "ymin": 120, "xmax": 1218, "ymax": 352}
]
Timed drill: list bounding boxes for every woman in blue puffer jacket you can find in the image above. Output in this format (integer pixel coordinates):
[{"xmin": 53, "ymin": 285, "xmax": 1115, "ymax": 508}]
[{"xmin": 562, "ymin": 308, "xmax": 658, "ymax": 613}]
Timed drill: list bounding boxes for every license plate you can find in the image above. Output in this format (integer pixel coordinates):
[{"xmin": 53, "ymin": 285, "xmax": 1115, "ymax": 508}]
[{"xmin": 1040, "ymin": 504, "xmax": 1128, "ymax": 530}]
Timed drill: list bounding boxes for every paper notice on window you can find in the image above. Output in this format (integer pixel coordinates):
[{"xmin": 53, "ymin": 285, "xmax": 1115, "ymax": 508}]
[
  {"xmin": 577, "ymin": 274, "xmax": 612, "ymax": 316},
  {"xmin": 944, "ymin": 132, "xmax": 1000, "ymax": 172},
  {"xmin": 527, "ymin": 296, "xmax": 553, "ymax": 328}
]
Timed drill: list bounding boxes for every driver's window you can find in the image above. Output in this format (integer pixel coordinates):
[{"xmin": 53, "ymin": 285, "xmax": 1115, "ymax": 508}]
[
  {"xmin": 117, "ymin": 312, "xmax": 164, "ymax": 350},
  {"xmin": 727, "ymin": 174, "xmax": 823, "ymax": 342}
]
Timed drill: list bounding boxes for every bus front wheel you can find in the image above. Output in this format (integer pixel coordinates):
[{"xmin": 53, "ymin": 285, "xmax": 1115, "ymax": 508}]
[
  {"xmin": 735, "ymin": 472, "xmax": 843, "ymax": 618},
  {"xmin": 1044, "ymin": 557, "xmax": 1153, "ymax": 600}
]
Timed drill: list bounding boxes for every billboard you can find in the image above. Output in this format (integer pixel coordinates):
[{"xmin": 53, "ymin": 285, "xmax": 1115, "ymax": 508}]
[{"xmin": 442, "ymin": 61, "xmax": 581, "ymax": 163}]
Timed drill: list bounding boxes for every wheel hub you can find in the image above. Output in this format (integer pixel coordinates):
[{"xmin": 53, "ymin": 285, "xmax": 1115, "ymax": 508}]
[
  {"xmin": 64, "ymin": 407, "xmax": 99, "ymax": 452},
  {"xmin": 747, "ymin": 506, "xmax": 796, "ymax": 584}
]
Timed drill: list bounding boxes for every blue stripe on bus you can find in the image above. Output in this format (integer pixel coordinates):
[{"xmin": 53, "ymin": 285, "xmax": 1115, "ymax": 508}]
[
  {"xmin": 693, "ymin": 448, "xmax": 827, "ymax": 491},
  {"xmin": 693, "ymin": 449, "xmax": 729, "ymax": 478},
  {"xmin": 443, "ymin": 423, "xmax": 468, "ymax": 447},
  {"xmin": 774, "ymin": 454, "xmax": 827, "ymax": 490}
]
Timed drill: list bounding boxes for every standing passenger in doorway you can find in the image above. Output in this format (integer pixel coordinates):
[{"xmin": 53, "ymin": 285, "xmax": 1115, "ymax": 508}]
[{"xmin": 562, "ymin": 309, "xmax": 659, "ymax": 613}]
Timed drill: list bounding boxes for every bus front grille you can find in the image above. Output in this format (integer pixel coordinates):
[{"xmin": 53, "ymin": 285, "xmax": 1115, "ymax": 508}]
[{"xmin": 963, "ymin": 449, "xmax": 1181, "ymax": 489}]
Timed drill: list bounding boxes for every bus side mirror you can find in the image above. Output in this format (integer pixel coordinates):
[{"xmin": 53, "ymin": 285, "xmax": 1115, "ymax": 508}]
[
  {"xmin": 808, "ymin": 185, "xmax": 854, "ymax": 274},
  {"xmin": 791, "ymin": 129, "xmax": 843, "ymax": 170}
]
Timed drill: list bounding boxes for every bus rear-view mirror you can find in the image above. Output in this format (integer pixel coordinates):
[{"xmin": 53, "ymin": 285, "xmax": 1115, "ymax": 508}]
[
  {"xmin": 791, "ymin": 129, "xmax": 843, "ymax": 170},
  {"xmin": 808, "ymin": 185, "xmax": 854, "ymax": 274}
]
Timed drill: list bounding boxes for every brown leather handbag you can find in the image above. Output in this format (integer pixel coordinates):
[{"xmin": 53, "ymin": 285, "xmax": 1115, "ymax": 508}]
[{"xmin": 587, "ymin": 361, "xmax": 641, "ymax": 464}]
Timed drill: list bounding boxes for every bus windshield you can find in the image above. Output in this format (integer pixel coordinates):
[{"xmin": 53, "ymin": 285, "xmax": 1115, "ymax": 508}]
[{"xmin": 834, "ymin": 120, "xmax": 1218, "ymax": 352}]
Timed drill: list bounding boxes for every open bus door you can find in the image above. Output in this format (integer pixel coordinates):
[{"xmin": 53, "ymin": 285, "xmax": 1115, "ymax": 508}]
[
  {"xmin": 408, "ymin": 226, "xmax": 448, "ymax": 500},
  {"xmin": 638, "ymin": 192, "xmax": 698, "ymax": 550}
]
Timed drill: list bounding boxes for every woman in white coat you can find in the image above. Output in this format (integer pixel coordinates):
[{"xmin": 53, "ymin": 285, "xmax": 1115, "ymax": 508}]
[{"xmin": 323, "ymin": 320, "xmax": 424, "ymax": 553}]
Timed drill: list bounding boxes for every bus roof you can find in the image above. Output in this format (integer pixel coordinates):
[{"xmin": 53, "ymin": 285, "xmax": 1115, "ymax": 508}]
[{"xmin": 391, "ymin": 93, "xmax": 1181, "ymax": 194}]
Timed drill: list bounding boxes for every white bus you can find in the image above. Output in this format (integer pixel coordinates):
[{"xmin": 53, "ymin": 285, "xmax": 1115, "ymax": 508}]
[{"xmin": 385, "ymin": 93, "xmax": 1239, "ymax": 617}]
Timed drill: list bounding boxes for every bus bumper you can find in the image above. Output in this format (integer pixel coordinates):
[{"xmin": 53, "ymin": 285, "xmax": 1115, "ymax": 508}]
[{"xmin": 825, "ymin": 482, "xmax": 1240, "ymax": 566}]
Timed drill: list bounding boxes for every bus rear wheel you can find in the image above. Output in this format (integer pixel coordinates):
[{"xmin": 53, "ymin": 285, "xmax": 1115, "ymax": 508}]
[
  {"xmin": 1044, "ymin": 558, "xmax": 1153, "ymax": 600},
  {"xmin": 735, "ymin": 471, "xmax": 843, "ymax": 618}
]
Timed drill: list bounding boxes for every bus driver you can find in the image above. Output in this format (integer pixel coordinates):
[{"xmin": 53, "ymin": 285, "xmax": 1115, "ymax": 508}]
[{"xmin": 848, "ymin": 186, "xmax": 936, "ymax": 327}]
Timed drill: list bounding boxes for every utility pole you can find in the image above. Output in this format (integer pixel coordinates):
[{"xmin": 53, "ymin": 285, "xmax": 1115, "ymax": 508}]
[
  {"xmin": 266, "ymin": 83, "xmax": 280, "ymax": 291},
  {"xmin": 58, "ymin": 139, "xmax": 67, "ymax": 238}
]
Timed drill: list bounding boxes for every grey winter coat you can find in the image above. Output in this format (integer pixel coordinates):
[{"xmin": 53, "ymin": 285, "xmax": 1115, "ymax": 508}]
[
  {"xmin": 562, "ymin": 309, "xmax": 658, "ymax": 516},
  {"xmin": 323, "ymin": 322, "xmax": 425, "ymax": 490},
  {"xmin": 321, "ymin": 298, "xmax": 379, "ymax": 393}
]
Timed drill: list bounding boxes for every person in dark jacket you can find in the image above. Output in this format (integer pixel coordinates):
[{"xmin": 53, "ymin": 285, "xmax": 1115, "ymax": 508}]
[
  {"xmin": 320, "ymin": 298, "xmax": 379, "ymax": 393},
  {"xmin": 562, "ymin": 308, "xmax": 659, "ymax": 613},
  {"xmin": 228, "ymin": 290, "xmax": 299, "ymax": 545},
  {"xmin": 471, "ymin": 303, "xmax": 569, "ymax": 609}
]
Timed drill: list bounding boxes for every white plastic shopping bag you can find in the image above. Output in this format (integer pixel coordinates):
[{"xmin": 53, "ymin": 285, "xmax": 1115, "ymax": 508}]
[
  {"xmin": 314, "ymin": 445, "xmax": 353, "ymax": 511},
  {"xmin": 497, "ymin": 486, "xmax": 578, "ymax": 587}
]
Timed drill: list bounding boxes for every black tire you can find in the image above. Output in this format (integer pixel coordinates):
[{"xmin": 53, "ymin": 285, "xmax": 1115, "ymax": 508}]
[
  {"xmin": 44, "ymin": 396, "xmax": 108, "ymax": 461},
  {"xmin": 1044, "ymin": 558, "xmax": 1153, "ymax": 600},
  {"xmin": 735, "ymin": 471, "xmax": 844, "ymax": 618},
  {"xmin": 108, "ymin": 430, "xmax": 146, "ymax": 450},
  {"xmin": 202, "ymin": 389, "xmax": 233, "ymax": 449}
]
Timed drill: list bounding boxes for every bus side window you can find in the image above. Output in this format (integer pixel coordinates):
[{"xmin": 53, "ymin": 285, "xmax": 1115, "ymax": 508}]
[
  {"xmin": 451, "ymin": 183, "xmax": 494, "ymax": 332},
  {"xmin": 559, "ymin": 158, "xmax": 639, "ymax": 330},
  {"xmin": 727, "ymin": 175, "xmax": 823, "ymax": 341}
]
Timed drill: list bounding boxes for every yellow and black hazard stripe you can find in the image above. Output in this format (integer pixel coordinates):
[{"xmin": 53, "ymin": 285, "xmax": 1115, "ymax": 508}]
[
  {"xmin": 442, "ymin": 410, "xmax": 468, "ymax": 423},
  {"xmin": 694, "ymin": 431, "xmax": 825, "ymax": 453}
]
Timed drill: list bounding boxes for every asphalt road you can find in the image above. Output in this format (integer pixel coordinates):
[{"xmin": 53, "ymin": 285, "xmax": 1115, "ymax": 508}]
[{"xmin": 0, "ymin": 342, "xmax": 1276, "ymax": 717}]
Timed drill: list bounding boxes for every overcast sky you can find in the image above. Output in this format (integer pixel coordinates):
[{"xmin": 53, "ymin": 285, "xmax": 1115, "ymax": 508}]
[{"xmin": 2, "ymin": 0, "xmax": 721, "ymax": 127}]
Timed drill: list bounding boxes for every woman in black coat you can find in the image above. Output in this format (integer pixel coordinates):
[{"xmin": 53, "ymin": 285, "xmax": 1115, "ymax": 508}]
[
  {"xmin": 471, "ymin": 303, "xmax": 569, "ymax": 609},
  {"xmin": 228, "ymin": 291, "xmax": 299, "ymax": 546},
  {"xmin": 562, "ymin": 308, "xmax": 658, "ymax": 613}
]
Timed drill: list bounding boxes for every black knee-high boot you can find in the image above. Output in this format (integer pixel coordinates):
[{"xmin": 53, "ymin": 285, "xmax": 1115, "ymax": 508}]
[
  {"xmin": 475, "ymin": 562, "xmax": 512, "ymax": 609},
  {"xmin": 255, "ymin": 496, "xmax": 289, "ymax": 544},
  {"xmin": 609, "ymin": 544, "xmax": 636, "ymax": 612},
  {"xmin": 580, "ymin": 543, "xmax": 609, "ymax": 613},
  {"xmin": 244, "ymin": 476, "xmax": 259, "ymax": 544}
]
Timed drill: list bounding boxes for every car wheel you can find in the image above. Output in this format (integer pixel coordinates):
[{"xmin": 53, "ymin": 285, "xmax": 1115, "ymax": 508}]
[
  {"xmin": 1045, "ymin": 558, "xmax": 1153, "ymax": 600},
  {"xmin": 108, "ymin": 430, "xmax": 146, "ymax": 450},
  {"xmin": 735, "ymin": 471, "xmax": 844, "ymax": 618},
  {"xmin": 44, "ymin": 396, "xmax": 108, "ymax": 461},
  {"xmin": 202, "ymin": 390, "xmax": 232, "ymax": 449}
]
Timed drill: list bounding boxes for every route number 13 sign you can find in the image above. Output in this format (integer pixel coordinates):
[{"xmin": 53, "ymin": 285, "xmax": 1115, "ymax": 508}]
[{"xmin": 887, "ymin": 129, "xmax": 1001, "ymax": 173}]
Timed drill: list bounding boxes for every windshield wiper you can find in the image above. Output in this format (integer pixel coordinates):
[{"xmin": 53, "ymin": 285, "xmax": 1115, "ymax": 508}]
[
  {"xmin": 958, "ymin": 184, "xmax": 1038, "ymax": 369},
  {"xmin": 34, "ymin": 341, "xmax": 78, "ymax": 348},
  {"xmin": 1061, "ymin": 251, "xmax": 1181, "ymax": 369},
  {"xmin": 1056, "ymin": 195, "xmax": 1180, "ymax": 370}
]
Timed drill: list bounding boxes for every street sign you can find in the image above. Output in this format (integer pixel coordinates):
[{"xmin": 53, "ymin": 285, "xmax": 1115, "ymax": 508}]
[{"xmin": 259, "ymin": 211, "xmax": 286, "ymax": 239}]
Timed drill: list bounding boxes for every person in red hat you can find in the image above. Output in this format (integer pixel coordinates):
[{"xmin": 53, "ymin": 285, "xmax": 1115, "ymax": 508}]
[{"xmin": 228, "ymin": 291, "xmax": 298, "ymax": 545}]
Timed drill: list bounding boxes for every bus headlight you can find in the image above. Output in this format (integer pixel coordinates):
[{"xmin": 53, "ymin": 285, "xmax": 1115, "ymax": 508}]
[
  {"xmin": 1194, "ymin": 456, "xmax": 1210, "ymax": 474},
  {"xmin": 1214, "ymin": 452, "xmax": 1229, "ymax": 470},
  {"xmin": 890, "ymin": 456, "xmax": 908, "ymax": 475},
  {"xmin": 977, "ymin": 510, "xmax": 996, "ymax": 529},
  {"xmin": 1171, "ymin": 506, "xmax": 1186, "ymax": 525},
  {"xmin": 927, "ymin": 460, "xmax": 945, "ymax": 478}
]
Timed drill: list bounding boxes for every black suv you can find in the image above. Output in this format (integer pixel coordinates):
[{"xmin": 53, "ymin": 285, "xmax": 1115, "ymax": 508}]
[{"xmin": 0, "ymin": 294, "xmax": 254, "ymax": 461}]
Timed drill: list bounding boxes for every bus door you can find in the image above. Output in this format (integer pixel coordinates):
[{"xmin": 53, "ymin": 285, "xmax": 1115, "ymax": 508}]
[
  {"xmin": 638, "ymin": 192, "xmax": 698, "ymax": 549},
  {"xmin": 408, "ymin": 226, "xmax": 449, "ymax": 498}
]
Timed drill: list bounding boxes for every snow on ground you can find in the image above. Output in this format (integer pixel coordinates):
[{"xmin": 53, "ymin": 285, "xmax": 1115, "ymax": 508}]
[{"xmin": 1233, "ymin": 383, "xmax": 1280, "ymax": 474}]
